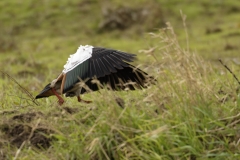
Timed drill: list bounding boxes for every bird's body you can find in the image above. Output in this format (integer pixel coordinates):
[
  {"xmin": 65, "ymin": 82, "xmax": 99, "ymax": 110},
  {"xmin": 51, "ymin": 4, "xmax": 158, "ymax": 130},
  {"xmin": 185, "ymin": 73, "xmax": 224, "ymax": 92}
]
[{"xmin": 36, "ymin": 45, "xmax": 154, "ymax": 105}]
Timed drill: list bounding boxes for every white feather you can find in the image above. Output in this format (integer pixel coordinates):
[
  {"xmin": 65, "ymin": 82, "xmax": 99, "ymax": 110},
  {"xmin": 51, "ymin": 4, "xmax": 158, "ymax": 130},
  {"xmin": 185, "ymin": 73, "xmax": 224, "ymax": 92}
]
[{"xmin": 62, "ymin": 45, "xmax": 93, "ymax": 73}]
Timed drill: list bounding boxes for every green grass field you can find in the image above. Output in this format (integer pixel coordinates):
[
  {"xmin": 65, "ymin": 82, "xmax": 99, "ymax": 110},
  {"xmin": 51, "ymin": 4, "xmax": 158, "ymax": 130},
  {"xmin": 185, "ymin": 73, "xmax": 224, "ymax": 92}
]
[{"xmin": 1, "ymin": 0, "xmax": 240, "ymax": 159}]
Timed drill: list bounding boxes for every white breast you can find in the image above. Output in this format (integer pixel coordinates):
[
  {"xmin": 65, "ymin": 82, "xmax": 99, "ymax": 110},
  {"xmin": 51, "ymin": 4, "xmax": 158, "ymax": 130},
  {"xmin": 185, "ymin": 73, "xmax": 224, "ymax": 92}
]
[{"xmin": 62, "ymin": 45, "xmax": 93, "ymax": 73}]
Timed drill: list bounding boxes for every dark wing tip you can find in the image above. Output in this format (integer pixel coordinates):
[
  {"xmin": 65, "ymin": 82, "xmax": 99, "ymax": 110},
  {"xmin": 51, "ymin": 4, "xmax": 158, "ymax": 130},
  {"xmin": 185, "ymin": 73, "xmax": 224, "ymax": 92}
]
[{"xmin": 35, "ymin": 83, "xmax": 52, "ymax": 99}]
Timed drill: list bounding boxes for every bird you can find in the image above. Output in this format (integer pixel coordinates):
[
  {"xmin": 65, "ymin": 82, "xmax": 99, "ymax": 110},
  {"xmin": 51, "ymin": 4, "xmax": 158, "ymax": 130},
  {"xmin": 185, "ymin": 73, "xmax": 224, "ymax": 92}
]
[{"xmin": 35, "ymin": 45, "xmax": 154, "ymax": 105}]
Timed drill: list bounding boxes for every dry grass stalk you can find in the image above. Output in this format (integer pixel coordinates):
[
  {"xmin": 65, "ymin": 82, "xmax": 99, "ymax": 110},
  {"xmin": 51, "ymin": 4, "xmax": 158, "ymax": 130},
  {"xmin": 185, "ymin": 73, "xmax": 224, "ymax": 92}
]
[
  {"xmin": 218, "ymin": 59, "xmax": 240, "ymax": 85},
  {"xmin": 1, "ymin": 71, "xmax": 39, "ymax": 106}
]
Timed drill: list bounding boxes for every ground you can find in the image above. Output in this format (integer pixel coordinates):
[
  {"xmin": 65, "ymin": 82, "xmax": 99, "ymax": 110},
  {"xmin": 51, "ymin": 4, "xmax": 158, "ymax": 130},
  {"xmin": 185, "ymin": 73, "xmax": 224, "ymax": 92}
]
[{"xmin": 0, "ymin": 0, "xmax": 240, "ymax": 159}]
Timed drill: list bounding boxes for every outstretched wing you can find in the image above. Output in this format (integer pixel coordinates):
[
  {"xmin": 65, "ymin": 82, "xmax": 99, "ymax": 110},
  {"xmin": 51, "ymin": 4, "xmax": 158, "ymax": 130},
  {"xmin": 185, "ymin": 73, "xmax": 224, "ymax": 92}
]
[
  {"xmin": 63, "ymin": 47, "xmax": 136, "ymax": 93},
  {"xmin": 77, "ymin": 63, "xmax": 155, "ymax": 94},
  {"xmin": 88, "ymin": 47, "xmax": 136, "ymax": 77}
]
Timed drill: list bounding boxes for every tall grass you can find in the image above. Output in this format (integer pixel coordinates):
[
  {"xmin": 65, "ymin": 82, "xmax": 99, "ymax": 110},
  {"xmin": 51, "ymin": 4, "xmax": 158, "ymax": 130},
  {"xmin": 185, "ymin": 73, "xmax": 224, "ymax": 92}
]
[
  {"xmin": 46, "ymin": 23, "xmax": 240, "ymax": 159},
  {"xmin": 1, "ymin": 22, "xmax": 240, "ymax": 160}
]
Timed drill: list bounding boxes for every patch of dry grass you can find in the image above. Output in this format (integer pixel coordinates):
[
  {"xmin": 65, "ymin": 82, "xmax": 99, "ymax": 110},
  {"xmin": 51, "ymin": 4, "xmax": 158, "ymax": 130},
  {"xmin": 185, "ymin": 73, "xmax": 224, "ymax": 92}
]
[
  {"xmin": 1, "ymin": 1, "xmax": 240, "ymax": 159},
  {"xmin": 1, "ymin": 21, "xmax": 240, "ymax": 159}
]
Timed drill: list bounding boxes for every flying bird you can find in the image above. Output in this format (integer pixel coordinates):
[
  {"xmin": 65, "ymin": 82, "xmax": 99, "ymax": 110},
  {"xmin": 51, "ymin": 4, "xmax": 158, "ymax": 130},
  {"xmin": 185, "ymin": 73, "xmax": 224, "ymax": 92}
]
[{"xmin": 36, "ymin": 45, "xmax": 154, "ymax": 105}]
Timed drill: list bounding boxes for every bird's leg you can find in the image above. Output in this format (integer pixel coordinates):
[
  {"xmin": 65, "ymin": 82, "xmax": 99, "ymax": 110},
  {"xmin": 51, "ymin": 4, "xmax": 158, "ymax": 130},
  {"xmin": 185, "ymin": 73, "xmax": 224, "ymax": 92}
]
[
  {"xmin": 77, "ymin": 96, "xmax": 92, "ymax": 104},
  {"xmin": 51, "ymin": 88, "xmax": 64, "ymax": 105}
]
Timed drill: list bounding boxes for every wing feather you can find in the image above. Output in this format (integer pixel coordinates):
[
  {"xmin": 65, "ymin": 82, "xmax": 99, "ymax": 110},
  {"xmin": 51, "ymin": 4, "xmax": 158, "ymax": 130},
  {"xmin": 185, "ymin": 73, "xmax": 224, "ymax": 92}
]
[
  {"xmin": 98, "ymin": 58, "xmax": 111, "ymax": 75},
  {"xmin": 92, "ymin": 59, "xmax": 99, "ymax": 77},
  {"xmin": 77, "ymin": 64, "xmax": 155, "ymax": 95},
  {"xmin": 63, "ymin": 59, "xmax": 89, "ymax": 93},
  {"xmin": 112, "ymin": 51, "xmax": 136, "ymax": 62},
  {"xmin": 109, "ymin": 54, "xmax": 129, "ymax": 67},
  {"xmin": 102, "ymin": 57, "xmax": 117, "ymax": 73},
  {"xmin": 89, "ymin": 60, "xmax": 94, "ymax": 78},
  {"xmin": 95, "ymin": 59, "xmax": 105, "ymax": 77},
  {"xmin": 105, "ymin": 55, "xmax": 123, "ymax": 69},
  {"xmin": 89, "ymin": 47, "xmax": 136, "ymax": 78}
]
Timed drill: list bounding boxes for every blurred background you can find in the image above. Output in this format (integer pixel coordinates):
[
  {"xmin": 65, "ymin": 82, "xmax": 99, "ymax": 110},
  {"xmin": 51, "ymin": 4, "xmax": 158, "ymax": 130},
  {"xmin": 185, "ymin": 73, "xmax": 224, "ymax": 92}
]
[{"xmin": 0, "ymin": 0, "xmax": 240, "ymax": 79}]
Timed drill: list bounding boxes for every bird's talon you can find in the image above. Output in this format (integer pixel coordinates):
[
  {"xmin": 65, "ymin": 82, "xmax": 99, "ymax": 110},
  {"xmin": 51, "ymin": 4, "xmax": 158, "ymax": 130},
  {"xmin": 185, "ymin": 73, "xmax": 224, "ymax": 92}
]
[
  {"xmin": 58, "ymin": 99, "xmax": 64, "ymax": 105},
  {"xmin": 77, "ymin": 96, "xmax": 92, "ymax": 104},
  {"xmin": 83, "ymin": 100, "xmax": 92, "ymax": 104}
]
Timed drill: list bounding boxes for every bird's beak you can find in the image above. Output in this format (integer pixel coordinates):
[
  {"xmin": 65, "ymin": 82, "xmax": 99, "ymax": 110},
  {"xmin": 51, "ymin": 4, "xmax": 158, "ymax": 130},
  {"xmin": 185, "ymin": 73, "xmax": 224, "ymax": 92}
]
[{"xmin": 35, "ymin": 83, "xmax": 52, "ymax": 99}]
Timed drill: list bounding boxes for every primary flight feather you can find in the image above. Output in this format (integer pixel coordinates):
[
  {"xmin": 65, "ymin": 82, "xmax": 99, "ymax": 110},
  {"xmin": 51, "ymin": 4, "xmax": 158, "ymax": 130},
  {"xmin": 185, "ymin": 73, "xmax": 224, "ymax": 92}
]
[{"xmin": 36, "ymin": 45, "xmax": 154, "ymax": 105}]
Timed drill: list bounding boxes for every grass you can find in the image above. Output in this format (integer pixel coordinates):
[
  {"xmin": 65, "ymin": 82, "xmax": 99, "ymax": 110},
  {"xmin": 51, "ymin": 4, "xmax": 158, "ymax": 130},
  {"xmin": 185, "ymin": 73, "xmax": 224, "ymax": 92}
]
[{"xmin": 1, "ymin": 0, "xmax": 240, "ymax": 159}]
